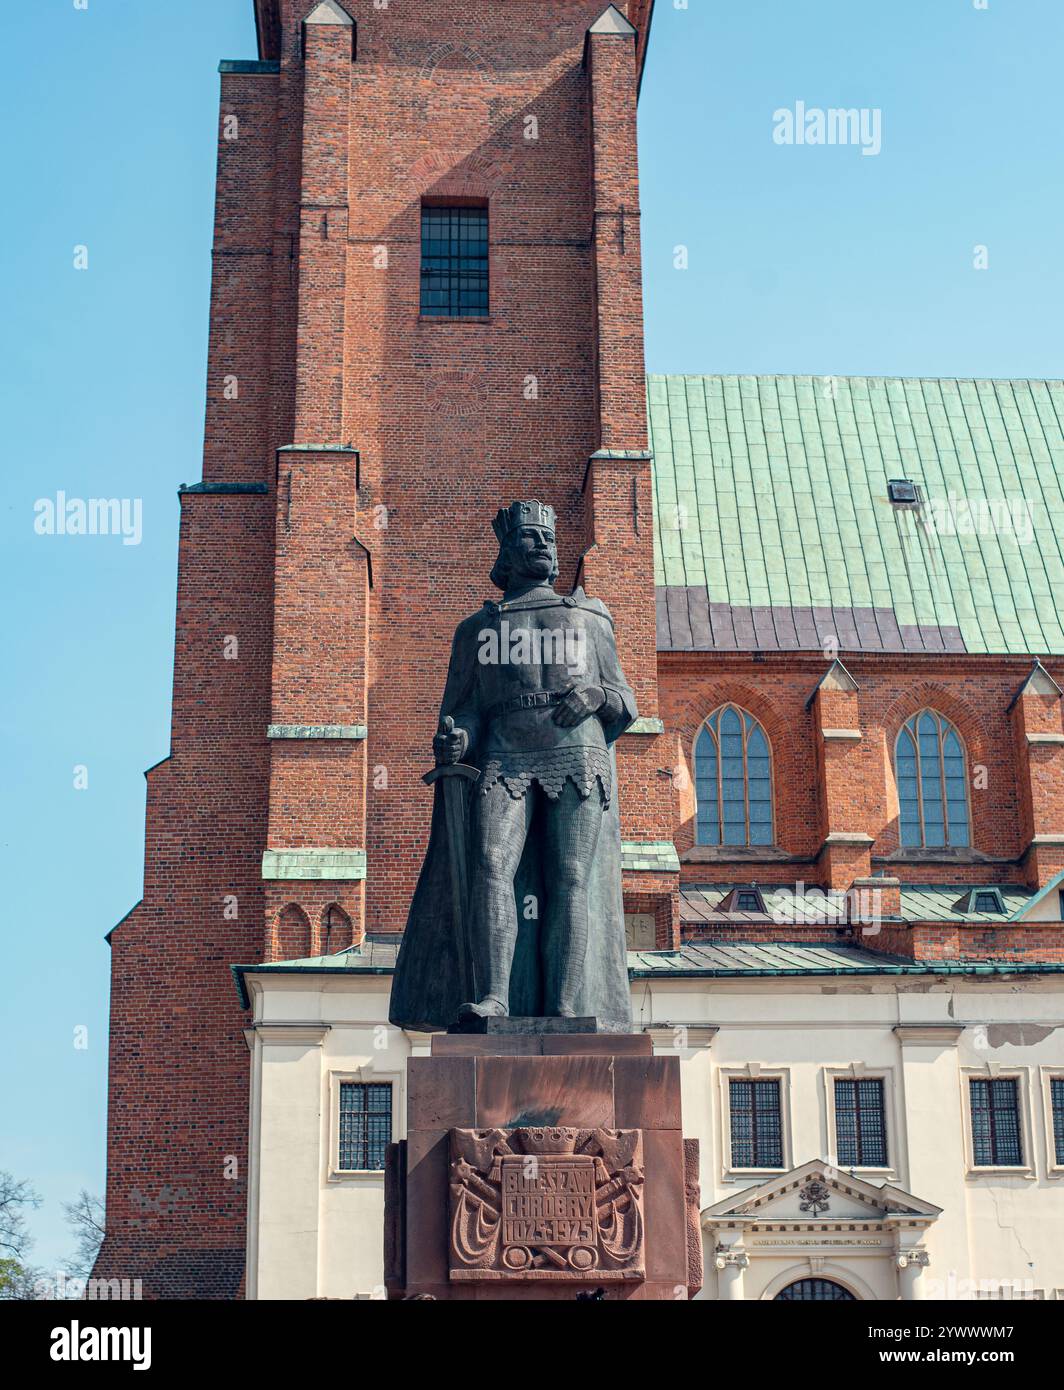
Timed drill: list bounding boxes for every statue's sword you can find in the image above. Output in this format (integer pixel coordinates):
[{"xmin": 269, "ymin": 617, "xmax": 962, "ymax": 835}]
[{"xmin": 422, "ymin": 717, "xmax": 480, "ymax": 1004}]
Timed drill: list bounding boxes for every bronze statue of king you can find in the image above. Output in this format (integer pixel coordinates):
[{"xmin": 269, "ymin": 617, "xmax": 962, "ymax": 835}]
[{"xmin": 389, "ymin": 501, "xmax": 637, "ymax": 1032}]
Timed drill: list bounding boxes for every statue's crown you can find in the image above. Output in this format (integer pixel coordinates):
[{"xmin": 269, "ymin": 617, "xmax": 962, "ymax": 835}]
[
  {"xmin": 515, "ymin": 1127, "xmax": 579, "ymax": 1155},
  {"xmin": 492, "ymin": 499, "xmax": 556, "ymax": 544}
]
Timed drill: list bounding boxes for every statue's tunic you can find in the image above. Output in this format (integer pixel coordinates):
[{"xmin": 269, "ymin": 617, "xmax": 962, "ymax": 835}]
[
  {"xmin": 388, "ymin": 588, "xmax": 637, "ymax": 1032},
  {"xmin": 445, "ymin": 589, "xmax": 634, "ymax": 806}
]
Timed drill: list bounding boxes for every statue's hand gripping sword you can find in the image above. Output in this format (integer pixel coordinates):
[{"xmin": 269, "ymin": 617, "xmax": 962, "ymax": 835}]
[{"xmin": 423, "ymin": 716, "xmax": 479, "ymax": 1004}]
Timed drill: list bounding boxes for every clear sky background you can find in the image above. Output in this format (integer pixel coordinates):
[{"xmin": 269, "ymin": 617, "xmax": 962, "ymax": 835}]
[{"xmin": 1, "ymin": 0, "xmax": 1061, "ymax": 1276}]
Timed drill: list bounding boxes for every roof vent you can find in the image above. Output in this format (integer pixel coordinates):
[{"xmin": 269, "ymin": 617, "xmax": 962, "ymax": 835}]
[{"xmin": 887, "ymin": 478, "xmax": 920, "ymax": 505}]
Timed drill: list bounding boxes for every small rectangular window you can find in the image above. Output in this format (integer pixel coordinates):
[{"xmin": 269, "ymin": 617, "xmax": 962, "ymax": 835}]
[
  {"xmin": 730, "ymin": 1078, "xmax": 782, "ymax": 1168},
  {"xmin": 834, "ymin": 1078, "xmax": 888, "ymax": 1166},
  {"xmin": 969, "ymin": 1078, "xmax": 1023, "ymax": 1166},
  {"xmin": 420, "ymin": 205, "xmax": 489, "ymax": 317},
  {"xmin": 1052, "ymin": 1078, "xmax": 1064, "ymax": 1166},
  {"xmin": 338, "ymin": 1081, "xmax": 392, "ymax": 1171}
]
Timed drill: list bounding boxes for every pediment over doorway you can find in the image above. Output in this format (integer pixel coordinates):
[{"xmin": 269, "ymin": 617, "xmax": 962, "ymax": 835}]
[{"xmin": 704, "ymin": 1159, "xmax": 941, "ymax": 1227}]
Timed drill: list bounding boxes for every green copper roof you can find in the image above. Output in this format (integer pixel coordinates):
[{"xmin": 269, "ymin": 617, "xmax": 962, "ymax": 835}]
[
  {"xmin": 899, "ymin": 885, "xmax": 1033, "ymax": 922},
  {"xmin": 233, "ymin": 939, "xmax": 1064, "ymax": 1007},
  {"xmin": 650, "ymin": 375, "xmax": 1064, "ymax": 656},
  {"xmin": 628, "ymin": 943, "xmax": 1064, "ymax": 979},
  {"xmin": 232, "ymin": 942, "xmax": 398, "ymax": 1008}
]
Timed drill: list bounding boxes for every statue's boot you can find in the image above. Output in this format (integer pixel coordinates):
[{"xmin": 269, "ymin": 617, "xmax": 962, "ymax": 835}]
[{"xmin": 457, "ymin": 996, "xmax": 508, "ymax": 1020}]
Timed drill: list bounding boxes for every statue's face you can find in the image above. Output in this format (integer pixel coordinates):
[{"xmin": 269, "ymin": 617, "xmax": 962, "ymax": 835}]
[{"xmin": 508, "ymin": 524, "xmax": 557, "ymax": 583}]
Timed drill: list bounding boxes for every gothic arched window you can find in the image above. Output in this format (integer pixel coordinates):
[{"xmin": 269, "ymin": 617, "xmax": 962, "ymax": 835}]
[
  {"xmin": 694, "ymin": 705, "xmax": 773, "ymax": 846},
  {"xmin": 896, "ymin": 710, "xmax": 970, "ymax": 848}
]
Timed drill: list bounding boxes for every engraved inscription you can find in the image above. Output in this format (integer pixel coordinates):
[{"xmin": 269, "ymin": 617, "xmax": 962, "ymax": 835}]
[
  {"xmin": 501, "ymin": 1156, "xmax": 597, "ymax": 1247},
  {"xmin": 448, "ymin": 1126, "xmax": 645, "ymax": 1282}
]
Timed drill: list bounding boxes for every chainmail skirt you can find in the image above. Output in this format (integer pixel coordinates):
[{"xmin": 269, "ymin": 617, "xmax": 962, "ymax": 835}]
[{"xmin": 477, "ymin": 746, "xmax": 612, "ymax": 807}]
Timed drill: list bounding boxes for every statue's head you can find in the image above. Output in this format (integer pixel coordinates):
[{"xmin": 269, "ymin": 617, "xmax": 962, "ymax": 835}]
[{"xmin": 490, "ymin": 500, "xmax": 559, "ymax": 591}]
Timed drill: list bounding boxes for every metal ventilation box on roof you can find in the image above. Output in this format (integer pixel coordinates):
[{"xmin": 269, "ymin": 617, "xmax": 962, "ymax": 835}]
[{"xmin": 887, "ymin": 478, "xmax": 920, "ymax": 505}]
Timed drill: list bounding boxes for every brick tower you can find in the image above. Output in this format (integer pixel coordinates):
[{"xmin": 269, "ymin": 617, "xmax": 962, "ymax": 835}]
[{"xmin": 95, "ymin": 0, "xmax": 673, "ymax": 1299}]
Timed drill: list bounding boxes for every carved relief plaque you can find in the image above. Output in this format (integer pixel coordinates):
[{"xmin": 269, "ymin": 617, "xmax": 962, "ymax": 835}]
[{"xmin": 449, "ymin": 1126, "xmax": 645, "ymax": 1281}]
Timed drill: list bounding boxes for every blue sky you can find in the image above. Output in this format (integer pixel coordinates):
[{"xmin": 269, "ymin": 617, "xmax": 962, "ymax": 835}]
[{"xmin": 1, "ymin": 0, "xmax": 1061, "ymax": 1275}]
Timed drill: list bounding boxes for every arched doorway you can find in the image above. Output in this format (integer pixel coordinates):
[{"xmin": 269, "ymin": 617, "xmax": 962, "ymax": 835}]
[{"xmin": 775, "ymin": 1278, "xmax": 856, "ymax": 1301}]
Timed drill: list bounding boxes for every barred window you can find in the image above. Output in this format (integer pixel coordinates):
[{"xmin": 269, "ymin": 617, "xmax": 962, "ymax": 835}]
[
  {"xmin": 729, "ymin": 1078, "xmax": 783, "ymax": 1168},
  {"xmin": 338, "ymin": 1082, "xmax": 392, "ymax": 1171},
  {"xmin": 775, "ymin": 1279, "xmax": 855, "ymax": 1301},
  {"xmin": 896, "ymin": 710, "xmax": 970, "ymax": 848},
  {"xmin": 1051, "ymin": 1078, "xmax": 1064, "ymax": 1166},
  {"xmin": 834, "ymin": 1078, "xmax": 888, "ymax": 1167},
  {"xmin": 695, "ymin": 705, "xmax": 773, "ymax": 846},
  {"xmin": 420, "ymin": 205, "xmax": 489, "ymax": 317},
  {"xmin": 969, "ymin": 1078, "xmax": 1023, "ymax": 1167}
]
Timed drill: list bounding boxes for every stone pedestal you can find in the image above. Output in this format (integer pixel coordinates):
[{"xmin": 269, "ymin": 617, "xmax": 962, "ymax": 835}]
[{"xmin": 385, "ymin": 1031, "xmax": 702, "ymax": 1300}]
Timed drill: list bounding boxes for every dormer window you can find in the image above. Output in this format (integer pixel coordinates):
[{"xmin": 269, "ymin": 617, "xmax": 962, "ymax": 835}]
[
  {"xmin": 715, "ymin": 885, "xmax": 768, "ymax": 915},
  {"xmin": 973, "ymin": 890, "xmax": 1004, "ymax": 915},
  {"xmin": 952, "ymin": 887, "xmax": 1005, "ymax": 916}
]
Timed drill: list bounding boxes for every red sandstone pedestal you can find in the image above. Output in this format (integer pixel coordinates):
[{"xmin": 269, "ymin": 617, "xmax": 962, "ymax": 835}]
[{"xmin": 384, "ymin": 1031, "xmax": 702, "ymax": 1300}]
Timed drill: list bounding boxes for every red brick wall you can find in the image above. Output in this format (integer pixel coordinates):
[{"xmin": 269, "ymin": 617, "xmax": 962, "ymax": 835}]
[
  {"xmin": 342, "ymin": 3, "xmax": 633, "ymax": 936},
  {"xmin": 866, "ymin": 924, "xmax": 1064, "ymax": 963},
  {"xmin": 96, "ymin": 493, "xmax": 275, "ymax": 1298},
  {"xmin": 99, "ymin": 0, "xmax": 664, "ymax": 1299},
  {"xmin": 660, "ymin": 651, "xmax": 1064, "ymax": 940}
]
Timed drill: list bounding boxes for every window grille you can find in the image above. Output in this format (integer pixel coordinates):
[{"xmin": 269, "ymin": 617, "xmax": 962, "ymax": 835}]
[
  {"xmin": 969, "ymin": 1077, "xmax": 1023, "ymax": 1166},
  {"xmin": 834, "ymin": 1077, "xmax": 888, "ymax": 1167},
  {"xmin": 338, "ymin": 1082, "xmax": 392, "ymax": 1171},
  {"xmin": 1051, "ymin": 1078, "xmax": 1064, "ymax": 1166},
  {"xmin": 729, "ymin": 1078, "xmax": 783, "ymax": 1168},
  {"xmin": 776, "ymin": 1279, "xmax": 855, "ymax": 1301}
]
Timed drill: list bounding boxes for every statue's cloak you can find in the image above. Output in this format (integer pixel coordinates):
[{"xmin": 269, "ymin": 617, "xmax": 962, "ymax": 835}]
[{"xmin": 389, "ymin": 590, "xmax": 636, "ymax": 1033}]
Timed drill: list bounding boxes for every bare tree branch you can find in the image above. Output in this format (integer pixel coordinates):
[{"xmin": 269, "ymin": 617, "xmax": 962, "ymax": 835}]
[
  {"xmin": 0, "ymin": 1172, "xmax": 41, "ymax": 1262},
  {"xmin": 62, "ymin": 1190, "xmax": 105, "ymax": 1282}
]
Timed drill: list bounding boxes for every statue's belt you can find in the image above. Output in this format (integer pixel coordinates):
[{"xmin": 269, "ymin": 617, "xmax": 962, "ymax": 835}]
[{"xmin": 488, "ymin": 689, "xmax": 571, "ymax": 718}]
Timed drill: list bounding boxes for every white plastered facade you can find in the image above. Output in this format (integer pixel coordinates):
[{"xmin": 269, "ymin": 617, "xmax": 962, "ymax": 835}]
[{"xmin": 244, "ymin": 969, "xmax": 1064, "ymax": 1300}]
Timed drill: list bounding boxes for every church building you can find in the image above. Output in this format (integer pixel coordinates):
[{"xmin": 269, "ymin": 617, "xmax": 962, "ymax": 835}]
[{"xmin": 95, "ymin": 0, "xmax": 1064, "ymax": 1301}]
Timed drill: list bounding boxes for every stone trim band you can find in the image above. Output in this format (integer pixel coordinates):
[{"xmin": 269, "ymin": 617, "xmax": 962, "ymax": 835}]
[{"xmin": 262, "ymin": 849, "xmax": 367, "ymax": 881}]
